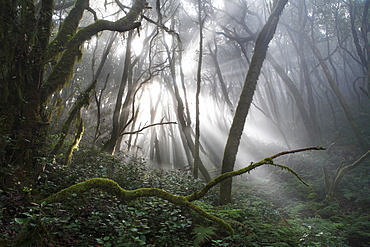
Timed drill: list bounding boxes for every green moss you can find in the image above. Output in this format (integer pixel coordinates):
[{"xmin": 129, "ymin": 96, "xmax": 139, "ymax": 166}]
[
  {"xmin": 65, "ymin": 116, "xmax": 84, "ymax": 165},
  {"xmin": 40, "ymin": 178, "xmax": 234, "ymax": 236},
  {"xmin": 38, "ymin": 147, "xmax": 323, "ymax": 237},
  {"xmin": 45, "ymin": 0, "xmax": 89, "ymax": 60},
  {"xmin": 41, "ymin": 0, "xmax": 144, "ymax": 103}
]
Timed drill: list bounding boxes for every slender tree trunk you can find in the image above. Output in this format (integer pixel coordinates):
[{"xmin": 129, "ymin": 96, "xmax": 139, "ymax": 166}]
[
  {"xmin": 102, "ymin": 31, "xmax": 133, "ymax": 154},
  {"xmin": 208, "ymin": 41, "xmax": 234, "ymax": 111},
  {"xmin": 267, "ymin": 53, "xmax": 319, "ymax": 145},
  {"xmin": 162, "ymin": 30, "xmax": 211, "ymax": 182},
  {"xmin": 304, "ymin": 33, "xmax": 369, "ymax": 151},
  {"xmin": 194, "ymin": 0, "xmax": 204, "ymax": 179},
  {"xmin": 92, "ymin": 32, "xmax": 118, "ymax": 148},
  {"xmin": 259, "ymin": 77, "xmax": 292, "ymax": 149},
  {"xmin": 219, "ymin": 0, "xmax": 288, "ymax": 204}
]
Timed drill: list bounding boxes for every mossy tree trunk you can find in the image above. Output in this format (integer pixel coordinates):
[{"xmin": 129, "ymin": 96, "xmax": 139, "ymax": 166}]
[
  {"xmin": 219, "ymin": 0, "xmax": 288, "ymax": 205},
  {"xmin": 0, "ymin": 0, "xmax": 147, "ymax": 187}
]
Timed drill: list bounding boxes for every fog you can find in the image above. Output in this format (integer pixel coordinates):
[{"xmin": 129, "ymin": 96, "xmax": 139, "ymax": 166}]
[{"xmin": 52, "ymin": 0, "xmax": 369, "ymax": 185}]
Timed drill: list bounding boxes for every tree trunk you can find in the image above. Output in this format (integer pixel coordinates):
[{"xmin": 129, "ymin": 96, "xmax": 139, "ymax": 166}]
[
  {"xmin": 102, "ymin": 31, "xmax": 134, "ymax": 154},
  {"xmin": 219, "ymin": 0, "xmax": 288, "ymax": 205},
  {"xmin": 194, "ymin": 0, "xmax": 205, "ymax": 179},
  {"xmin": 162, "ymin": 30, "xmax": 211, "ymax": 182},
  {"xmin": 267, "ymin": 53, "xmax": 319, "ymax": 145},
  {"xmin": 304, "ymin": 33, "xmax": 369, "ymax": 151},
  {"xmin": 0, "ymin": 0, "xmax": 146, "ymax": 186},
  {"xmin": 208, "ymin": 40, "xmax": 234, "ymax": 111}
]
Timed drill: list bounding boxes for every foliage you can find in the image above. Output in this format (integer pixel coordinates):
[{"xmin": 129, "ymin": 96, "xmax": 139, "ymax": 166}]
[
  {"xmin": 192, "ymin": 225, "xmax": 217, "ymax": 247},
  {"xmin": 7, "ymin": 148, "xmax": 205, "ymax": 246},
  {"xmin": 2, "ymin": 146, "xmax": 370, "ymax": 246},
  {"xmin": 14, "ymin": 194, "xmax": 194, "ymax": 246}
]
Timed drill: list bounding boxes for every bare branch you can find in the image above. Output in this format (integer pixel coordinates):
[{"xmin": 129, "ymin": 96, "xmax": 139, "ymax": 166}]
[
  {"xmin": 86, "ymin": 6, "xmax": 98, "ymax": 21},
  {"xmin": 122, "ymin": 121, "xmax": 178, "ymax": 135},
  {"xmin": 269, "ymin": 146, "xmax": 325, "ymax": 159}
]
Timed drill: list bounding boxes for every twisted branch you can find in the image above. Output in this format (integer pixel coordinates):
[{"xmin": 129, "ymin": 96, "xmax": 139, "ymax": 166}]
[{"xmin": 40, "ymin": 146, "xmax": 324, "ymax": 236}]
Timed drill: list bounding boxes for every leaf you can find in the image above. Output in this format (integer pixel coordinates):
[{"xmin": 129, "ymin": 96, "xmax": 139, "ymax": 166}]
[
  {"xmin": 23, "ymin": 212, "xmax": 33, "ymax": 217},
  {"xmin": 15, "ymin": 217, "xmax": 31, "ymax": 225}
]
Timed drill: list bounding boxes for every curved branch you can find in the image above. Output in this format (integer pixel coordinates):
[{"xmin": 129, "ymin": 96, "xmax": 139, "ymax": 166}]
[
  {"xmin": 40, "ymin": 178, "xmax": 234, "ymax": 236},
  {"xmin": 45, "ymin": 0, "xmax": 89, "ymax": 60},
  {"xmin": 186, "ymin": 146, "xmax": 324, "ymax": 202},
  {"xmin": 39, "ymin": 147, "xmax": 324, "ymax": 236},
  {"xmin": 121, "ymin": 121, "xmax": 177, "ymax": 135},
  {"xmin": 41, "ymin": 0, "xmax": 146, "ymax": 103}
]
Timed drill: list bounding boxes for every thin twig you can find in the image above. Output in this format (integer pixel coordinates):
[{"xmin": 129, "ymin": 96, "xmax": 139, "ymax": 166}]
[
  {"xmin": 270, "ymin": 146, "xmax": 326, "ymax": 159},
  {"xmin": 122, "ymin": 121, "xmax": 177, "ymax": 135}
]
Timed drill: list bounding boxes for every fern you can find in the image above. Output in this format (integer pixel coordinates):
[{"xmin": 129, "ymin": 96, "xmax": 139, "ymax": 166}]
[{"xmin": 192, "ymin": 225, "xmax": 217, "ymax": 247}]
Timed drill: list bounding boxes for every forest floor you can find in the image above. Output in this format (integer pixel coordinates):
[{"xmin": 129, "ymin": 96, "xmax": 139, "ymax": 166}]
[{"xmin": 1, "ymin": 144, "xmax": 370, "ymax": 246}]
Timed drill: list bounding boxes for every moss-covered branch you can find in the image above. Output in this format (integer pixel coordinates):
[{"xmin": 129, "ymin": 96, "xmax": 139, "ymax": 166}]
[
  {"xmin": 44, "ymin": 0, "xmax": 89, "ymax": 60},
  {"xmin": 65, "ymin": 115, "xmax": 84, "ymax": 165},
  {"xmin": 51, "ymin": 80, "xmax": 97, "ymax": 155},
  {"xmin": 187, "ymin": 146, "xmax": 324, "ymax": 202},
  {"xmin": 39, "ymin": 178, "xmax": 234, "ymax": 236},
  {"xmin": 40, "ymin": 147, "xmax": 324, "ymax": 236},
  {"xmin": 41, "ymin": 0, "xmax": 146, "ymax": 103}
]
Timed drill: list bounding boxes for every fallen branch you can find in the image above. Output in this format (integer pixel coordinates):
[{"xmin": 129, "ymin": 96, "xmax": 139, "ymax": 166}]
[{"xmin": 39, "ymin": 146, "xmax": 325, "ymax": 236}]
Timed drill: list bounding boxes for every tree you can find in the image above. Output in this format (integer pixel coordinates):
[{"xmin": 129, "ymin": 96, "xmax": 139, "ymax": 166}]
[
  {"xmin": 219, "ymin": 0, "xmax": 288, "ymax": 204},
  {"xmin": 0, "ymin": 0, "xmax": 147, "ymax": 186},
  {"xmin": 323, "ymin": 149, "xmax": 370, "ymax": 200},
  {"xmin": 194, "ymin": 0, "xmax": 206, "ymax": 179},
  {"xmin": 304, "ymin": 32, "xmax": 369, "ymax": 151},
  {"xmin": 349, "ymin": 0, "xmax": 369, "ymax": 97}
]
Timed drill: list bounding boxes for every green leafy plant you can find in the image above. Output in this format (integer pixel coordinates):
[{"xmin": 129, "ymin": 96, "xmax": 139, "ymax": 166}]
[
  {"xmin": 192, "ymin": 225, "xmax": 217, "ymax": 246},
  {"xmin": 11, "ymin": 147, "xmax": 327, "ymax": 246}
]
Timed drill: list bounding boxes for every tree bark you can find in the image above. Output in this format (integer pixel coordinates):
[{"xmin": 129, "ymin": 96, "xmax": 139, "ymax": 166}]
[
  {"xmin": 0, "ymin": 0, "xmax": 147, "ymax": 186},
  {"xmin": 219, "ymin": 0, "xmax": 288, "ymax": 205},
  {"xmin": 194, "ymin": 0, "xmax": 205, "ymax": 179}
]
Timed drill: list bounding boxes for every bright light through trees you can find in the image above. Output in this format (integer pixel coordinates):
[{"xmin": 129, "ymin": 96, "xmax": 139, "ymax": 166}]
[{"xmin": 47, "ymin": 0, "xmax": 369, "ymax": 198}]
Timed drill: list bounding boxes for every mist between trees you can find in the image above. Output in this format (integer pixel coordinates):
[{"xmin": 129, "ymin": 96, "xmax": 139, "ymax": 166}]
[{"xmin": 1, "ymin": 0, "xmax": 370, "ymax": 246}]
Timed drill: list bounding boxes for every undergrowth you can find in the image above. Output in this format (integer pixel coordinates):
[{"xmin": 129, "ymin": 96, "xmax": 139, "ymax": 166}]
[{"xmin": 1, "ymin": 147, "xmax": 370, "ymax": 246}]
